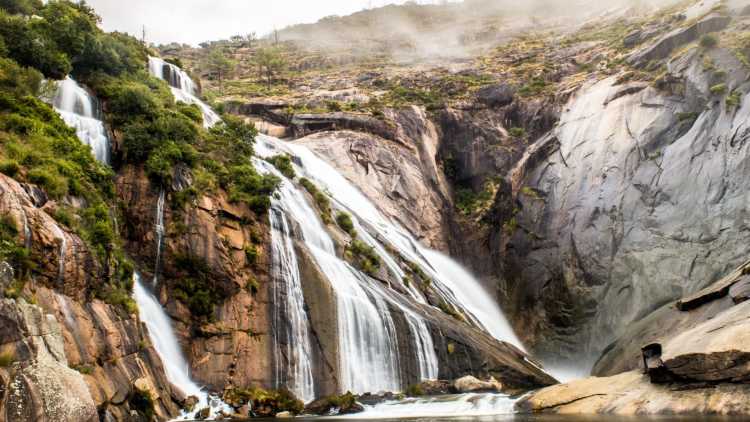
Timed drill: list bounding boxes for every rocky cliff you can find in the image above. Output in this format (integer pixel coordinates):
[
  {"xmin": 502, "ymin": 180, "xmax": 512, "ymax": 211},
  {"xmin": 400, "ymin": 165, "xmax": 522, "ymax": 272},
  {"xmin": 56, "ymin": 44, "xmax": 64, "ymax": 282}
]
[
  {"xmin": 517, "ymin": 259, "xmax": 750, "ymax": 415},
  {"xmin": 505, "ymin": 6, "xmax": 748, "ymax": 367},
  {"xmin": 0, "ymin": 174, "xmax": 179, "ymax": 421}
]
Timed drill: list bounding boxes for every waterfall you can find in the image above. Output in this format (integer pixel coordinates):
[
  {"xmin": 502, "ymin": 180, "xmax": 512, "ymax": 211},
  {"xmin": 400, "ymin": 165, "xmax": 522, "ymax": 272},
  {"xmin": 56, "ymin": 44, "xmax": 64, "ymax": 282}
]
[
  {"xmin": 254, "ymin": 135, "xmax": 524, "ymax": 350},
  {"xmin": 149, "ymin": 59, "xmax": 522, "ymax": 401},
  {"xmin": 269, "ymin": 207, "xmax": 315, "ymax": 402},
  {"xmin": 153, "ymin": 190, "xmax": 165, "ymax": 286},
  {"xmin": 51, "ymin": 224, "xmax": 67, "ymax": 283},
  {"xmin": 53, "ymin": 77, "xmax": 111, "ymax": 165},
  {"xmin": 147, "ymin": 57, "xmax": 221, "ymax": 128},
  {"xmin": 132, "ymin": 273, "xmax": 230, "ymax": 419},
  {"xmin": 257, "ymin": 158, "xmax": 402, "ymax": 393}
]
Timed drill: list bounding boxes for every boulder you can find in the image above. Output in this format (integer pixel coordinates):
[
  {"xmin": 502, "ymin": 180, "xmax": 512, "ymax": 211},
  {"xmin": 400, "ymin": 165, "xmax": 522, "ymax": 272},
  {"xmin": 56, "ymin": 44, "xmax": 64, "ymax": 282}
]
[
  {"xmin": 475, "ymin": 83, "xmax": 515, "ymax": 108},
  {"xmin": 453, "ymin": 375, "xmax": 502, "ymax": 393},
  {"xmin": 516, "ymin": 371, "xmax": 750, "ymax": 415},
  {"xmin": 1, "ymin": 299, "xmax": 98, "ymax": 422},
  {"xmin": 303, "ymin": 392, "xmax": 364, "ymax": 416},
  {"xmin": 416, "ymin": 379, "xmax": 453, "ymax": 395}
]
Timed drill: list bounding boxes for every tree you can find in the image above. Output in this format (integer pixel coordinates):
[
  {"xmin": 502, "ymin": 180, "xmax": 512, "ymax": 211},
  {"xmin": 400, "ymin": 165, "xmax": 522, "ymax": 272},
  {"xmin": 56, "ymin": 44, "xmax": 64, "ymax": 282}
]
[
  {"xmin": 246, "ymin": 32, "xmax": 257, "ymax": 48},
  {"xmin": 206, "ymin": 49, "xmax": 235, "ymax": 93},
  {"xmin": 254, "ymin": 47, "xmax": 285, "ymax": 89}
]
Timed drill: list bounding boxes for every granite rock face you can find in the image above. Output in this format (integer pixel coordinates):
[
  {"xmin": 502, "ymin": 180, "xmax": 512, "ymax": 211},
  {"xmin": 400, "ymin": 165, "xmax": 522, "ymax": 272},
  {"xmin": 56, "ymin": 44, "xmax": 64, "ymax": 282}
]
[
  {"xmin": 504, "ymin": 42, "xmax": 750, "ymax": 367},
  {"xmin": 516, "ymin": 371, "xmax": 750, "ymax": 415},
  {"xmin": 518, "ymin": 261, "xmax": 750, "ymax": 416},
  {"xmin": 0, "ymin": 174, "xmax": 179, "ymax": 422}
]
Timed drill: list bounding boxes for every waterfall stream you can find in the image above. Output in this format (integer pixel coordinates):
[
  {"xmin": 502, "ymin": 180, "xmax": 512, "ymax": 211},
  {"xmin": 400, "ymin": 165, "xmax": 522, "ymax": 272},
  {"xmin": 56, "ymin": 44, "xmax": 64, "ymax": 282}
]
[
  {"xmin": 52, "ymin": 77, "xmax": 111, "ymax": 165},
  {"xmin": 254, "ymin": 135, "xmax": 523, "ymax": 350},
  {"xmin": 153, "ymin": 189, "xmax": 166, "ymax": 286},
  {"xmin": 133, "ymin": 274, "xmax": 230, "ymax": 420},
  {"xmin": 148, "ymin": 58, "xmax": 524, "ymax": 410},
  {"xmin": 269, "ymin": 207, "xmax": 316, "ymax": 402},
  {"xmin": 148, "ymin": 57, "xmax": 221, "ymax": 128}
]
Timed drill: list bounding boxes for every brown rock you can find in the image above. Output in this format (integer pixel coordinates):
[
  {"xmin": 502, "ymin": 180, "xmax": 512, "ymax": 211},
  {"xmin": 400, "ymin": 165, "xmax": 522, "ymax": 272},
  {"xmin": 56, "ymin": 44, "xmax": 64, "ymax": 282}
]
[
  {"xmin": 453, "ymin": 375, "xmax": 502, "ymax": 393},
  {"xmin": 516, "ymin": 371, "xmax": 750, "ymax": 415}
]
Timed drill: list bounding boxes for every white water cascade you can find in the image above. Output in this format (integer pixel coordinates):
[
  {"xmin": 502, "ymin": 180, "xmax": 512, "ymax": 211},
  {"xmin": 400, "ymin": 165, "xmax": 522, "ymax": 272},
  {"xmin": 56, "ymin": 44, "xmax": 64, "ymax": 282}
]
[
  {"xmin": 147, "ymin": 57, "xmax": 221, "ymax": 128},
  {"xmin": 153, "ymin": 189, "xmax": 166, "ymax": 286},
  {"xmin": 269, "ymin": 206, "xmax": 316, "ymax": 402},
  {"xmin": 53, "ymin": 77, "xmax": 111, "ymax": 165},
  {"xmin": 149, "ymin": 59, "xmax": 523, "ymax": 407},
  {"xmin": 133, "ymin": 274, "xmax": 230, "ymax": 420},
  {"xmin": 350, "ymin": 394, "xmax": 516, "ymax": 419},
  {"xmin": 256, "ymin": 158, "xmax": 402, "ymax": 394},
  {"xmin": 254, "ymin": 135, "xmax": 524, "ymax": 350}
]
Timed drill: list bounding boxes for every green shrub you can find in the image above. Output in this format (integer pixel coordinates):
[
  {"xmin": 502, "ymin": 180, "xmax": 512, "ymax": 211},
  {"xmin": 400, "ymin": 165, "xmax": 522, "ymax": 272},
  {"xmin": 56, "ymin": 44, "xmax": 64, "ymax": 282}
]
[
  {"xmin": 129, "ymin": 388, "xmax": 155, "ymax": 420},
  {"xmin": 0, "ymin": 57, "xmax": 42, "ymax": 97},
  {"xmin": 345, "ymin": 239, "xmax": 381, "ymax": 276},
  {"xmin": 727, "ymin": 91, "xmax": 743, "ymax": 109},
  {"xmin": 266, "ymin": 154, "xmax": 295, "ymax": 179},
  {"xmin": 509, "ymin": 127, "xmax": 526, "ymax": 138},
  {"xmin": 0, "ymin": 351, "xmax": 14, "ymax": 367},
  {"xmin": 73, "ymin": 364, "xmax": 94, "ymax": 375},
  {"xmin": 27, "ymin": 166, "xmax": 67, "ymax": 198},
  {"xmin": 0, "ymin": 158, "xmax": 19, "ymax": 176},
  {"xmin": 710, "ymin": 83, "xmax": 727, "ymax": 95},
  {"xmin": 245, "ymin": 277, "xmax": 259, "ymax": 294},
  {"xmin": 299, "ymin": 177, "xmax": 332, "ymax": 223},
  {"xmin": 244, "ymin": 244, "xmax": 258, "ymax": 267},
  {"xmin": 699, "ymin": 34, "xmax": 718, "ymax": 49},
  {"xmin": 336, "ymin": 211, "xmax": 356, "ymax": 236},
  {"xmin": 406, "ymin": 384, "xmax": 424, "ymax": 397},
  {"xmin": 173, "ymin": 254, "xmax": 228, "ymax": 319},
  {"xmin": 677, "ymin": 111, "xmax": 699, "ymax": 122},
  {"xmin": 0, "ymin": 0, "xmax": 42, "ymax": 15}
]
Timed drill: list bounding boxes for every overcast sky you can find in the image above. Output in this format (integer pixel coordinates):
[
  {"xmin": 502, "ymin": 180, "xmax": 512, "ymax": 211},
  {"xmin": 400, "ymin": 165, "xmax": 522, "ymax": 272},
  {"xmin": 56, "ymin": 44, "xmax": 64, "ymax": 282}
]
[{"xmin": 86, "ymin": 0, "xmax": 443, "ymax": 46}]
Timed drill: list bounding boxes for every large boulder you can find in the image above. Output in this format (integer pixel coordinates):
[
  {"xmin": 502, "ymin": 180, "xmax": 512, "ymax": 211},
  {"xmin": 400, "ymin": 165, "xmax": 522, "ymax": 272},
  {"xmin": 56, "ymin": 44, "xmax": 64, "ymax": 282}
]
[
  {"xmin": 516, "ymin": 371, "xmax": 750, "ymax": 415},
  {"xmin": 1, "ymin": 299, "xmax": 97, "ymax": 422}
]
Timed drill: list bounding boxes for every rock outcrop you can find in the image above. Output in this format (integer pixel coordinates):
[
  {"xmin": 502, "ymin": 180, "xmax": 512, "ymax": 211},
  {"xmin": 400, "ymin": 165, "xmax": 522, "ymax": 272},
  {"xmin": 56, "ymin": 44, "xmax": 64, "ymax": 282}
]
[
  {"xmin": 1, "ymin": 298, "xmax": 96, "ymax": 422},
  {"xmin": 518, "ymin": 257, "xmax": 750, "ymax": 416},
  {"xmin": 116, "ymin": 165, "xmax": 275, "ymax": 392},
  {"xmin": 516, "ymin": 371, "xmax": 750, "ymax": 415},
  {"xmin": 0, "ymin": 174, "xmax": 179, "ymax": 421},
  {"xmin": 504, "ymin": 37, "xmax": 750, "ymax": 367}
]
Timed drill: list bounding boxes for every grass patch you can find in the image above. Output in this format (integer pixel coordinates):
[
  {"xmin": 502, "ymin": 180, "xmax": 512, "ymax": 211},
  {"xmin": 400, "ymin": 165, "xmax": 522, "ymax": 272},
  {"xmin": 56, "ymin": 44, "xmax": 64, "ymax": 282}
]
[{"xmin": 335, "ymin": 211, "xmax": 356, "ymax": 237}]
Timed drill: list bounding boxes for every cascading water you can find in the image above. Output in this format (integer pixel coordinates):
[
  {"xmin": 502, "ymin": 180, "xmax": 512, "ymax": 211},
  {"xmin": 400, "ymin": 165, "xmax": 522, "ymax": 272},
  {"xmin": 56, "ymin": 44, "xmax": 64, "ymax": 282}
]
[
  {"xmin": 51, "ymin": 224, "xmax": 67, "ymax": 283},
  {"xmin": 53, "ymin": 77, "xmax": 111, "ymax": 165},
  {"xmin": 269, "ymin": 206, "xmax": 316, "ymax": 402},
  {"xmin": 153, "ymin": 189, "xmax": 166, "ymax": 286},
  {"xmin": 147, "ymin": 57, "xmax": 221, "ymax": 128},
  {"xmin": 150, "ymin": 60, "xmax": 524, "ymax": 413},
  {"xmin": 254, "ymin": 135, "xmax": 524, "ymax": 350},
  {"xmin": 132, "ymin": 273, "xmax": 230, "ymax": 420},
  {"xmin": 256, "ymin": 158, "xmax": 402, "ymax": 394},
  {"xmin": 349, "ymin": 393, "xmax": 516, "ymax": 419}
]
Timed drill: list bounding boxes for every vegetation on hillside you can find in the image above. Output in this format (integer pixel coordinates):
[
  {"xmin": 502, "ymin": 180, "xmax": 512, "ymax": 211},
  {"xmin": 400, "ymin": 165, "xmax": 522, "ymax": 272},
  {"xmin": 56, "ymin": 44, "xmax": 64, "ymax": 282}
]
[{"xmin": 0, "ymin": 0, "xmax": 278, "ymax": 317}]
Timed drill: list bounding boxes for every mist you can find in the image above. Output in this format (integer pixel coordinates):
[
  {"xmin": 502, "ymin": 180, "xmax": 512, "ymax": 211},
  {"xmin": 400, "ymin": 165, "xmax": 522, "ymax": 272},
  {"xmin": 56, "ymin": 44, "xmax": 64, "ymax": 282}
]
[{"xmin": 277, "ymin": 0, "xmax": 684, "ymax": 61}]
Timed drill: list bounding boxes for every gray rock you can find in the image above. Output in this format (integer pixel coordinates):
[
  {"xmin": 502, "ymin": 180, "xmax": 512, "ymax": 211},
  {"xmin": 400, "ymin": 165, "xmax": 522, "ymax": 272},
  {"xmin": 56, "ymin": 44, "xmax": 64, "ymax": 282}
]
[
  {"xmin": 628, "ymin": 13, "xmax": 731, "ymax": 66},
  {"xmin": 505, "ymin": 43, "xmax": 750, "ymax": 369},
  {"xmin": 476, "ymin": 83, "xmax": 515, "ymax": 108}
]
